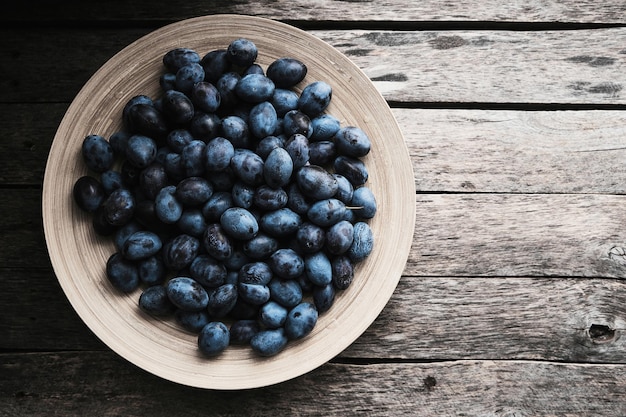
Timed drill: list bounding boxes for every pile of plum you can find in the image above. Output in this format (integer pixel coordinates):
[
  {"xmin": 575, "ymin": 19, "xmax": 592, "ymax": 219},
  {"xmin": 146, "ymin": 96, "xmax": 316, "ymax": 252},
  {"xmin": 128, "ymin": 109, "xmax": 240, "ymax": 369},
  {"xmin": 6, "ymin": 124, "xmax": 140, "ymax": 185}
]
[{"xmin": 72, "ymin": 38, "xmax": 377, "ymax": 357}]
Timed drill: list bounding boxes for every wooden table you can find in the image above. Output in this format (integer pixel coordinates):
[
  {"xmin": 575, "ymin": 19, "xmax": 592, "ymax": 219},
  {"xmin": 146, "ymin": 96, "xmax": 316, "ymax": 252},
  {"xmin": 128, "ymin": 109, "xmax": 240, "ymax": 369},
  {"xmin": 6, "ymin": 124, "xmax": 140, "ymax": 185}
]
[{"xmin": 3, "ymin": 2, "xmax": 626, "ymax": 415}]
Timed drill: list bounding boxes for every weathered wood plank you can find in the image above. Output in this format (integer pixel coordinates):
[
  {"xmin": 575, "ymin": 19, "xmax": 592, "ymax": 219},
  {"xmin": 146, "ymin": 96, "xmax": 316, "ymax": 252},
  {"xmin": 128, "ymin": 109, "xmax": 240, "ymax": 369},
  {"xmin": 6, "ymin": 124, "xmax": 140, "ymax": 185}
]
[
  {"xmin": 5, "ymin": 105, "xmax": 626, "ymax": 194},
  {"xmin": 5, "ymin": 269, "xmax": 626, "ymax": 364},
  {"xmin": 346, "ymin": 276, "xmax": 626, "ymax": 362},
  {"xmin": 4, "ymin": 1, "xmax": 626, "ymax": 24},
  {"xmin": 316, "ymin": 28, "xmax": 626, "ymax": 104},
  {"xmin": 2, "ymin": 352, "xmax": 625, "ymax": 416},
  {"xmin": 398, "ymin": 109, "xmax": 626, "ymax": 194},
  {"xmin": 411, "ymin": 193, "xmax": 626, "ymax": 277},
  {"xmin": 3, "ymin": 28, "xmax": 626, "ymax": 104},
  {"xmin": 5, "ymin": 190, "xmax": 626, "ymax": 278}
]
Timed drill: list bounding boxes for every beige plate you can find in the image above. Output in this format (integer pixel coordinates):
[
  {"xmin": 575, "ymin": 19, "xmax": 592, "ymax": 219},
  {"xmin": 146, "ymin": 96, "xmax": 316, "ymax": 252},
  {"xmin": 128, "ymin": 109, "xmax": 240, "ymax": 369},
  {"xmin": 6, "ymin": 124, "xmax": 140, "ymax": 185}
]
[{"xmin": 42, "ymin": 14, "xmax": 415, "ymax": 390}]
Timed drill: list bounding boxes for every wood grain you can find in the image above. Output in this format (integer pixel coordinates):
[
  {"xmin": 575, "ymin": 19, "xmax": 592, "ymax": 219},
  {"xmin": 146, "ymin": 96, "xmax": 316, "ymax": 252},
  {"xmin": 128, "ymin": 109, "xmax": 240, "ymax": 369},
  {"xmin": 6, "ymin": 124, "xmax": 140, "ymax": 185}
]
[
  {"xmin": 398, "ymin": 109, "xmax": 626, "ymax": 194},
  {"xmin": 3, "ymin": 28, "xmax": 626, "ymax": 105},
  {"xmin": 4, "ymin": 1, "xmax": 626, "ymax": 24},
  {"xmin": 5, "ymin": 272, "xmax": 626, "ymax": 364},
  {"xmin": 2, "ymin": 352, "xmax": 626, "ymax": 416},
  {"xmin": 410, "ymin": 193, "xmax": 626, "ymax": 277}
]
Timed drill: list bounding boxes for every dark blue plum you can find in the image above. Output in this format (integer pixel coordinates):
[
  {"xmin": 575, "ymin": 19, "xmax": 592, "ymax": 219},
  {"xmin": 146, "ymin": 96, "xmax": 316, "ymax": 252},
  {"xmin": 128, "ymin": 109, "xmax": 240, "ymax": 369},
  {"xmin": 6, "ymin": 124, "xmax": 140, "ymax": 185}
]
[
  {"xmin": 155, "ymin": 185, "xmax": 183, "ymax": 224},
  {"xmin": 334, "ymin": 155, "xmax": 369, "ymax": 186},
  {"xmin": 121, "ymin": 230, "xmax": 162, "ymax": 260},
  {"xmin": 231, "ymin": 181, "xmax": 255, "ymax": 209},
  {"xmin": 295, "ymin": 222, "xmax": 325, "ymax": 254},
  {"xmin": 109, "ymin": 130, "xmax": 131, "ymax": 155},
  {"xmin": 230, "ymin": 149, "xmax": 264, "ymax": 186},
  {"xmin": 230, "ymin": 320, "xmax": 260, "ymax": 345},
  {"xmin": 175, "ymin": 176, "xmax": 213, "ymax": 206},
  {"xmin": 166, "ymin": 276, "xmax": 209, "ymax": 311},
  {"xmin": 125, "ymin": 103, "xmax": 169, "ymax": 140},
  {"xmin": 105, "ymin": 252, "xmax": 140, "ymax": 293},
  {"xmin": 162, "ymin": 234, "xmax": 200, "ymax": 271},
  {"xmin": 284, "ymin": 302, "xmax": 318, "ymax": 340},
  {"xmin": 101, "ymin": 169, "xmax": 123, "ymax": 195},
  {"xmin": 260, "ymin": 208, "xmax": 302, "ymax": 237},
  {"xmin": 304, "ymin": 251, "xmax": 332, "ymax": 286},
  {"xmin": 161, "ymin": 89, "xmax": 194, "ymax": 125},
  {"xmin": 269, "ymin": 248, "xmax": 304, "ymax": 280},
  {"xmin": 159, "ymin": 72, "xmax": 177, "ymax": 91},
  {"xmin": 249, "ymin": 101, "xmax": 278, "ymax": 139},
  {"xmin": 198, "ymin": 322, "xmax": 230, "ymax": 357},
  {"xmin": 207, "ymin": 284, "xmax": 238, "ymax": 317},
  {"xmin": 266, "ymin": 57, "xmax": 307, "ymax": 88},
  {"xmin": 235, "ymin": 73, "xmax": 275, "ymax": 103},
  {"xmin": 237, "ymin": 282, "xmax": 271, "ymax": 305},
  {"xmin": 308, "ymin": 141, "xmax": 336, "ymax": 166},
  {"xmin": 191, "ymin": 81, "xmax": 221, "ymax": 113},
  {"xmin": 175, "ymin": 63, "xmax": 205, "ymax": 94},
  {"xmin": 242, "ymin": 233, "xmax": 279, "ymax": 260},
  {"xmin": 190, "ymin": 254, "xmax": 227, "ymax": 288},
  {"xmin": 298, "ymin": 81, "xmax": 332, "ymax": 117},
  {"xmin": 326, "ymin": 220, "xmax": 354, "ymax": 255},
  {"xmin": 200, "ymin": 49, "xmax": 232, "ymax": 84},
  {"xmin": 177, "ymin": 209, "xmax": 208, "ymax": 237},
  {"xmin": 226, "ymin": 38, "xmax": 258, "ymax": 67},
  {"xmin": 287, "ymin": 183, "xmax": 311, "ymax": 215},
  {"xmin": 307, "ymin": 198, "xmax": 346, "ymax": 227},
  {"xmin": 202, "ymin": 191, "xmax": 233, "ymax": 222},
  {"xmin": 122, "ymin": 95, "xmax": 153, "ymax": 127},
  {"xmin": 243, "ymin": 63, "xmax": 264, "ymax": 76},
  {"xmin": 284, "ymin": 133, "xmax": 310, "ymax": 169},
  {"xmin": 126, "ymin": 135, "xmax": 157, "ymax": 169},
  {"xmin": 138, "ymin": 255, "xmax": 166, "ymax": 286},
  {"xmin": 350, "ymin": 186, "xmax": 377, "ymax": 219},
  {"xmin": 73, "ymin": 176, "xmax": 105, "ymax": 212},
  {"xmin": 253, "ymin": 185, "xmax": 288, "ymax": 211},
  {"xmin": 202, "ymin": 223, "xmax": 233, "ymax": 260},
  {"xmin": 139, "ymin": 163, "xmax": 168, "ymax": 200},
  {"xmin": 215, "ymin": 71, "xmax": 241, "ymax": 109},
  {"xmin": 282, "ymin": 110, "xmax": 312, "ymax": 138},
  {"xmin": 175, "ymin": 309, "xmax": 211, "ymax": 333},
  {"xmin": 166, "ymin": 129, "xmax": 194, "ymax": 153},
  {"xmin": 334, "ymin": 126, "xmax": 371, "ymax": 158},
  {"xmin": 205, "ymin": 136, "xmax": 235, "ymax": 172},
  {"xmin": 102, "ymin": 188, "xmax": 136, "ymax": 226},
  {"xmin": 313, "ymin": 283, "xmax": 336, "ymax": 314},
  {"xmin": 82, "ymin": 134, "xmax": 114, "ymax": 173},
  {"xmin": 331, "ymin": 255, "xmax": 354, "ymax": 290},
  {"xmin": 220, "ymin": 207, "xmax": 259, "ymax": 240},
  {"xmin": 238, "ymin": 262, "xmax": 273, "ymax": 285},
  {"xmin": 271, "ymin": 88, "xmax": 299, "ymax": 117},
  {"xmin": 250, "ymin": 328, "xmax": 288, "ymax": 357},
  {"xmin": 163, "ymin": 47, "xmax": 201, "ymax": 73},
  {"xmin": 296, "ymin": 165, "xmax": 338, "ymax": 200},
  {"xmin": 255, "ymin": 135, "xmax": 284, "ymax": 159},
  {"xmin": 259, "ymin": 301, "xmax": 288, "ymax": 329},
  {"xmin": 268, "ymin": 278, "xmax": 303, "ymax": 308},
  {"xmin": 220, "ymin": 115, "xmax": 250, "ymax": 148},
  {"xmin": 310, "ymin": 114, "xmax": 341, "ymax": 142},
  {"xmin": 333, "ymin": 174, "xmax": 354, "ymax": 204},
  {"xmin": 181, "ymin": 140, "xmax": 207, "ymax": 177},
  {"xmin": 348, "ymin": 222, "xmax": 374, "ymax": 263},
  {"xmin": 263, "ymin": 147, "xmax": 293, "ymax": 189},
  {"xmin": 138, "ymin": 285, "xmax": 175, "ymax": 316},
  {"xmin": 113, "ymin": 221, "xmax": 142, "ymax": 252},
  {"xmin": 189, "ymin": 112, "xmax": 221, "ymax": 142}
]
